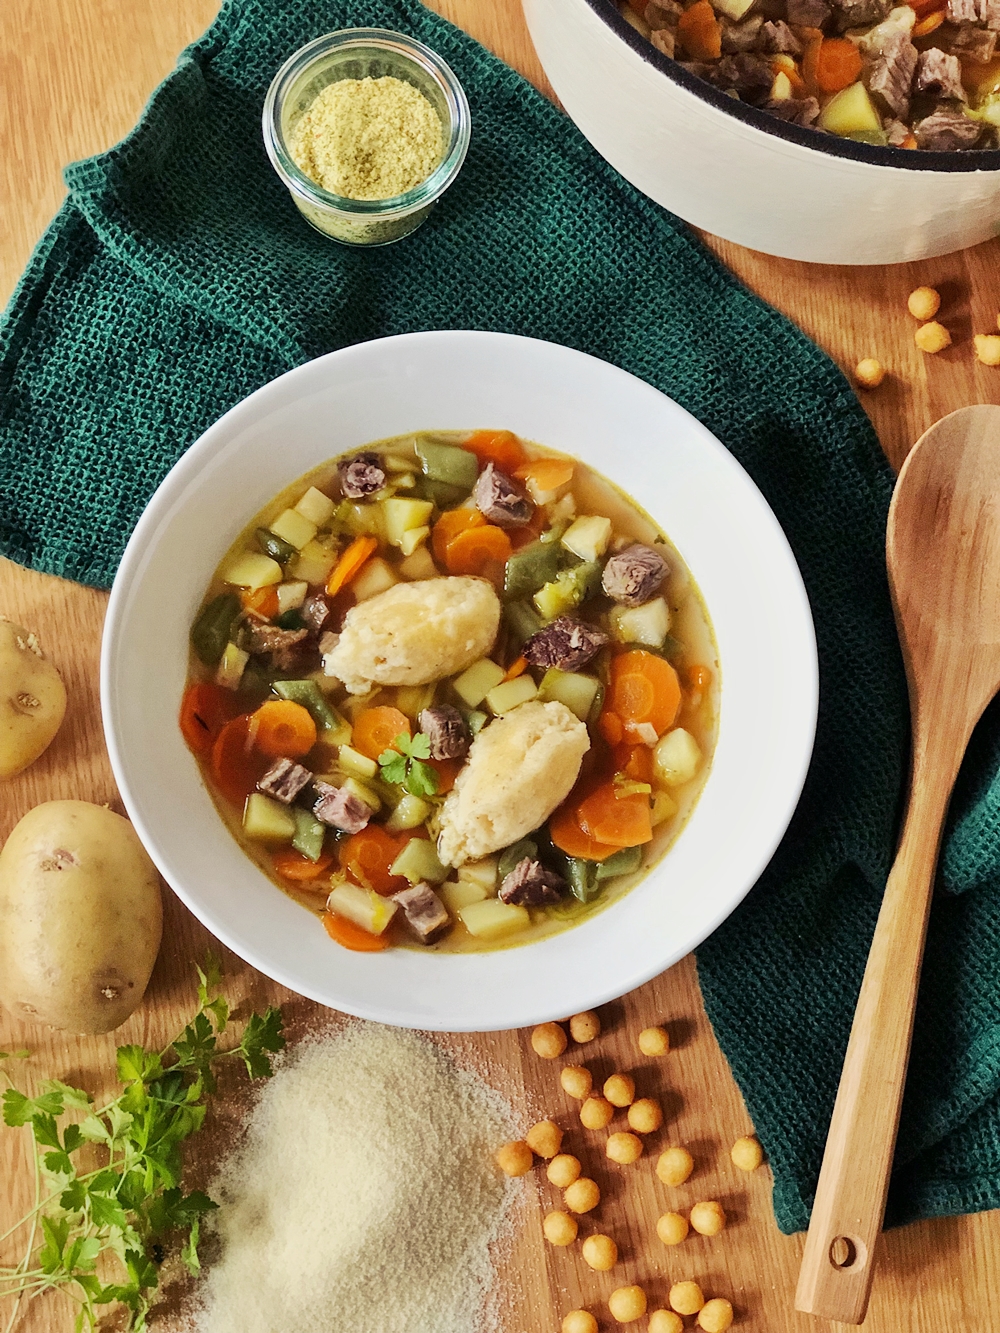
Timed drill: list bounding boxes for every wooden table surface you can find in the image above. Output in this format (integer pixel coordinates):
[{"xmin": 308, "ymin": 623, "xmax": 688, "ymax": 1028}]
[{"xmin": 3, "ymin": 2, "xmax": 1000, "ymax": 1331}]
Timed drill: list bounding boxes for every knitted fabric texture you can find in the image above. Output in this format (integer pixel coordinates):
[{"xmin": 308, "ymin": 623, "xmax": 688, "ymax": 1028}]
[{"xmin": 4, "ymin": 0, "xmax": 1000, "ymax": 1235}]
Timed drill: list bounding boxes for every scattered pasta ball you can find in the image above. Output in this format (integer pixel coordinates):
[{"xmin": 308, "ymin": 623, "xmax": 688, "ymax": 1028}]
[
  {"xmin": 731, "ymin": 1135, "xmax": 763, "ymax": 1172},
  {"xmin": 649, "ymin": 1312, "xmax": 685, "ymax": 1333},
  {"xmin": 915, "ymin": 321, "xmax": 951, "ymax": 354},
  {"xmin": 609, "ymin": 1286, "xmax": 648, "ymax": 1323},
  {"xmin": 564, "ymin": 1176, "xmax": 601, "ymax": 1213},
  {"xmin": 604, "ymin": 1073, "xmax": 636, "ymax": 1107},
  {"xmin": 582, "ymin": 1232, "xmax": 619, "ymax": 1270},
  {"xmin": 690, "ymin": 1200, "xmax": 727, "ymax": 1236},
  {"xmin": 526, "ymin": 1119, "xmax": 563, "ymax": 1159},
  {"xmin": 570, "ymin": 1010, "xmax": 601, "ymax": 1042},
  {"xmin": 547, "ymin": 1153, "xmax": 582, "ymax": 1188},
  {"xmin": 656, "ymin": 1210, "xmax": 690, "ymax": 1246},
  {"xmin": 607, "ymin": 1131, "xmax": 644, "ymax": 1164},
  {"xmin": 669, "ymin": 1281, "xmax": 706, "ymax": 1316},
  {"xmin": 580, "ymin": 1096, "xmax": 615, "ymax": 1130},
  {"xmin": 627, "ymin": 1097, "xmax": 663, "ymax": 1134},
  {"xmin": 495, "ymin": 1140, "xmax": 533, "ymax": 1176},
  {"xmin": 854, "ymin": 358, "xmax": 885, "ymax": 389},
  {"xmin": 907, "ymin": 285, "xmax": 941, "ymax": 321},
  {"xmin": 543, "ymin": 1210, "xmax": 579, "ymax": 1246},
  {"xmin": 656, "ymin": 1146, "xmax": 694, "ymax": 1186},
  {"xmin": 562, "ymin": 1313, "xmax": 599, "ymax": 1333},
  {"xmin": 974, "ymin": 334, "xmax": 1000, "ymax": 366},
  {"xmin": 532, "ymin": 1022, "xmax": 568, "ymax": 1059},
  {"xmin": 561, "ymin": 1065, "xmax": 593, "ymax": 1100},
  {"xmin": 698, "ymin": 1298, "xmax": 735, "ymax": 1332},
  {"xmin": 638, "ymin": 1025, "xmax": 670, "ymax": 1056}
]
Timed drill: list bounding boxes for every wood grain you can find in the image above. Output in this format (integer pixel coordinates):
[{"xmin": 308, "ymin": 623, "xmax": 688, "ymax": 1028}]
[{"xmin": 1, "ymin": 1, "xmax": 999, "ymax": 1331}]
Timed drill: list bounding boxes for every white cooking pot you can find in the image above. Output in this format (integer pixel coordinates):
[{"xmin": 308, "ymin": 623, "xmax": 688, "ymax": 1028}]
[{"xmin": 522, "ymin": 0, "xmax": 1000, "ymax": 263}]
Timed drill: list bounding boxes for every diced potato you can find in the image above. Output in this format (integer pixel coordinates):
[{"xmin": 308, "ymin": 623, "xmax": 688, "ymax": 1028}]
[
  {"xmin": 340, "ymin": 776, "xmax": 381, "ymax": 813},
  {"xmin": 713, "ymin": 0, "xmax": 756, "ymax": 18},
  {"xmin": 338, "ymin": 745, "xmax": 379, "ymax": 779},
  {"xmin": 385, "ymin": 794, "xmax": 433, "ymax": 832},
  {"xmin": 317, "ymin": 704, "xmax": 352, "ymax": 746},
  {"xmin": 547, "ymin": 493, "xmax": 577, "ymax": 526},
  {"xmin": 399, "ymin": 525, "xmax": 430, "ymax": 557},
  {"xmin": 351, "ymin": 557, "xmax": 398, "ymax": 602},
  {"xmin": 610, "ymin": 598, "xmax": 671, "ymax": 649},
  {"xmin": 242, "ymin": 794, "xmax": 296, "ymax": 844},
  {"xmin": 270, "ymin": 507, "xmax": 318, "ymax": 551},
  {"xmin": 457, "ymin": 855, "xmax": 499, "ymax": 892},
  {"xmin": 653, "ymin": 728, "xmax": 702, "ymax": 787},
  {"xmin": 390, "ymin": 837, "xmax": 449, "ymax": 885},
  {"xmin": 294, "ymin": 486, "xmax": 336, "ymax": 527},
  {"xmin": 276, "ymin": 580, "xmax": 308, "ymax": 614},
  {"xmin": 485, "ymin": 675, "xmax": 538, "ymax": 715},
  {"xmin": 651, "ymin": 789, "xmax": 679, "ymax": 826},
  {"xmin": 383, "ymin": 497, "xmax": 434, "ymax": 548},
  {"xmin": 459, "ymin": 898, "xmax": 531, "ymax": 940},
  {"xmin": 341, "ymin": 502, "xmax": 386, "ymax": 540},
  {"xmin": 441, "ymin": 879, "xmax": 488, "ymax": 913},
  {"xmin": 290, "ymin": 540, "xmax": 338, "ymax": 586},
  {"xmin": 537, "ymin": 669, "xmax": 600, "ymax": 722},
  {"xmin": 383, "ymin": 452, "xmax": 417, "ymax": 473},
  {"xmin": 399, "ymin": 546, "xmax": 438, "ymax": 580},
  {"xmin": 215, "ymin": 642, "xmax": 249, "ymax": 691},
  {"xmin": 327, "ymin": 882, "xmax": 397, "ymax": 936},
  {"xmin": 533, "ymin": 563, "xmax": 600, "ymax": 621},
  {"xmin": 818, "ymin": 82, "xmax": 881, "ymax": 138},
  {"xmin": 222, "ymin": 552, "xmax": 283, "ymax": 589},
  {"xmin": 562, "ymin": 515, "xmax": 612, "ymax": 563},
  {"xmin": 395, "ymin": 684, "xmax": 436, "ymax": 719},
  {"xmin": 453, "ymin": 658, "xmax": 506, "ymax": 708},
  {"xmin": 394, "ymin": 473, "xmax": 417, "ymax": 491}
]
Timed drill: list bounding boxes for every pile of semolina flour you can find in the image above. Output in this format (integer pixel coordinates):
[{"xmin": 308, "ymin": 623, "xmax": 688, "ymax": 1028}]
[{"xmin": 193, "ymin": 1022, "xmax": 521, "ymax": 1333}]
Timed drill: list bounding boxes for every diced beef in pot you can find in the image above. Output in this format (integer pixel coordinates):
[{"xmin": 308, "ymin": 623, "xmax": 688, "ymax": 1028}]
[
  {"xmin": 498, "ymin": 858, "xmax": 567, "ymax": 907},
  {"xmin": 338, "ymin": 452, "xmax": 386, "ymax": 499},
  {"xmin": 391, "ymin": 882, "xmax": 450, "ymax": 943},
  {"xmin": 913, "ymin": 48, "xmax": 968, "ymax": 101},
  {"xmin": 300, "ymin": 594, "xmax": 330, "ymax": 631},
  {"xmin": 865, "ymin": 32, "xmax": 918, "ymax": 119},
  {"xmin": 760, "ymin": 20, "xmax": 803, "ymax": 54},
  {"xmin": 765, "ymin": 96, "xmax": 821, "ymax": 125},
  {"xmin": 523, "ymin": 616, "xmax": 609, "ymax": 672},
  {"xmin": 915, "ymin": 107, "xmax": 984, "ymax": 148},
  {"xmin": 247, "ymin": 623, "xmax": 309, "ymax": 655},
  {"xmin": 705, "ymin": 54, "xmax": 776, "ymax": 104},
  {"xmin": 982, "ymin": 0, "xmax": 1000, "ymax": 32},
  {"xmin": 947, "ymin": 0, "xmax": 979, "ymax": 21},
  {"xmin": 418, "ymin": 704, "xmax": 470, "ymax": 760},
  {"xmin": 312, "ymin": 781, "xmax": 373, "ymax": 833},
  {"xmin": 786, "ymin": 0, "xmax": 831, "ymax": 25},
  {"xmin": 950, "ymin": 25, "xmax": 998, "ymax": 61},
  {"xmin": 472, "ymin": 463, "xmax": 533, "ymax": 527},
  {"xmin": 645, "ymin": 0, "xmax": 682, "ymax": 26},
  {"xmin": 601, "ymin": 544, "xmax": 669, "ymax": 607},
  {"xmin": 257, "ymin": 758, "xmax": 312, "ymax": 804},
  {"xmin": 831, "ymin": 0, "xmax": 892, "ymax": 32},
  {"xmin": 720, "ymin": 15, "xmax": 764, "ymax": 53}
]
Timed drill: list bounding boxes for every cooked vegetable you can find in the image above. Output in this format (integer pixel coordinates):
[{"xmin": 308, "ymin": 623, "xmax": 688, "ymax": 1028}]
[
  {"xmin": 180, "ymin": 681, "xmax": 240, "ymax": 757},
  {"xmin": 221, "ymin": 552, "xmax": 283, "ymax": 590},
  {"xmin": 272, "ymin": 845, "xmax": 335, "ymax": 880},
  {"xmin": 383, "ymin": 496, "xmax": 434, "ymax": 547},
  {"xmin": 577, "ymin": 781, "xmax": 653, "ymax": 849},
  {"xmin": 338, "ymin": 743, "xmax": 379, "ymax": 778},
  {"xmin": 385, "ymin": 793, "xmax": 433, "ymax": 832},
  {"xmin": 327, "ymin": 881, "xmax": 397, "ymax": 935},
  {"xmin": 610, "ymin": 597, "xmax": 671, "ymax": 649},
  {"xmin": 440, "ymin": 878, "xmax": 489, "ymax": 913},
  {"xmin": 215, "ymin": 641, "xmax": 249, "ymax": 690},
  {"xmin": 251, "ymin": 699, "xmax": 318, "ymax": 759},
  {"xmin": 291, "ymin": 807, "xmax": 327, "ymax": 861},
  {"xmin": 270, "ymin": 508, "xmax": 318, "ymax": 551},
  {"xmin": 458, "ymin": 897, "xmax": 531, "ymax": 939},
  {"xmin": 452, "ymin": 657, "xmax": 506, "ymax": 707},
  {"xmin": 464, "ymin": 429, "xmax": 527, "ymax": 472},
  {"xmin": 537, "ymin": 668, "xmax": 601, "ymax": 721},
  {"xmin": 484, "ymin": 674, "xmax": 538, "ymax": 715},
  {"xmin": 607, "ymin": 650, "xmax": 682, "ymax": 741},
  {"xmin": 445, "ymin": 523, "xmax": 512, "ymax": 575},
  {"xmin": 290, "ymin": 539, "xmax": 338, "ymax": 585},
  {"xmin": 271, "ymin": 678, "xmax": 337, "ymax": 730},
  {"xmin": 353, "ymin": 705, "xmax": 411, "ymax": 760},
  {"xmin": 415, "ymin": 437, "xmax": 479, "ymax": 488},
  {"xmin": 653, "ymin": 727, "xmax": 703, "ymax": 786},
  {"xmin": 351, "ymin": 555, "xmax": 398, "ymax": 601},
  {"xmin": 562, "ymin": 514, "xmax": 612, "ymax": 562},
  {"xmin": 0, "ymin": 620, "xmax": 67, "ymax": 779},
  {"xmin": 533, "ymin": 562, "xmax": 601, "ymax": 620},
  {"xmin": 677, "ymin": 0, "xmax": 721, "ymax": 60},
  {"xmin": 256, "ymin": 526, "xmax": 298, "ymax": 564},
  {"xmin": 211, "ymin": 715, "xmax": 271, "ymax": 806},
  {"xmin": 191, "ymin": 593, "xmax": 241, "ymax": 665},
  {"xmin": 817, "ymin": 81, "xmax": 883, "ymax": 139},
  {"xmin": 295, "ymin": 484, "xmax": 336, "ymax": 525},
  {"xmin": 390, "ymin": 836, "xmax": 449, "ymax": 884},
  {"xmin": 327, "ymin": 534, "xmax": 378, "ymax": 595},
  {"xmin": 503, "ymin": 539, "xmax": 563, "ymax": 600},
  {"xmin": 338, "ymin": 825, "xmax": 410, "ymax": 895},
  {"xmin": 550, "ymin": 803, "xmax": 621, "ymax": 863},
  {"xmin": 323, "ymin": 904, "xmax": 394, "ymax": 949},
  {"xmin": 243, "ymin": 793, "xmax": 296, "ymax": 843}
]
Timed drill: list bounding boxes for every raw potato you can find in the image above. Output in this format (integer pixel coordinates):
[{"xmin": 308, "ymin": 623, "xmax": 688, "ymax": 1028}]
[
  {"xmin": 324, "ymin": 577, "xmax": 501, "ymax": 694},
  {"xmin": 0, "ymin": 619, "xmax": 67, "ymax": 779},
  {"xmin": 0, "ymin": 801, "xmax": 162, "ymax": 1034}
]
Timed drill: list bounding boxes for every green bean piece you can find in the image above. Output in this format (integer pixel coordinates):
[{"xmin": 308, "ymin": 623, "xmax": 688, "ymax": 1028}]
[
  {"xmin": 564, "ymin": 857, "xmax": 603, "ymax": 903},
  {"xmin": 291, "ymin": 807, "xmax": 326, "ymax": 862},
  {"xmin": 271, "ymin": 679, "xmax": 336, "ymax": 730},
  {"xmin": 256, "ymin": 527, "xmax": 297, "ymax": 564},
  {"xmin": 415, "ymin": 438, "xmax": 479, "ymax": 489},
  {"xmin": 498, "ymin": 839, "xmax": 539, "ymax": 882},
  {"xmin": 275, "ymin": 609, "xmax": 306, "ymax": 631},
  {"xmin": 503, "ymin": 599, "xmax": 544, "ymax": 645},
  {"xmin": 464, "ymin": 709, "xmax": 489, "ymax": 736},
  {"xmin": 191, "ymin": 593, "xmax": 241, "ymax": 666},
  {"xmin": 503, "ymin": 540, "xmax": 563, "ymax": 601},
  {"xmin": 414, "ymin": 477, "xmax": 470, "ymax": 507},
  {"xmin": 595, "ymin": 845, "xmax": 643, "ymax": 881}
]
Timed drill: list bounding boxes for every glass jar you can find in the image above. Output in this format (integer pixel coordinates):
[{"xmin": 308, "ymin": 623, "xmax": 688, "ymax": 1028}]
[{"xmin": 262, "ymin": 28, "xmax": 471, "ymax": 247}]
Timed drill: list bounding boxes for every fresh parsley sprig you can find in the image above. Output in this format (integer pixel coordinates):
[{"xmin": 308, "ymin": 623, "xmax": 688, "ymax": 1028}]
[
  {"xmin": 378, "ymin": 732, "xmax": 439, "ymax": 798},
  {"xmin": 0, "ymin": 956, "xmax": 284, "ymax": 1333}
]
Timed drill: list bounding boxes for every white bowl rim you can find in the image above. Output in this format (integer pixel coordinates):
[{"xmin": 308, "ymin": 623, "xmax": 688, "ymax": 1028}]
[{"xmin": 101, "ymin": 330, "xmax": 819, "ymax": 1031}]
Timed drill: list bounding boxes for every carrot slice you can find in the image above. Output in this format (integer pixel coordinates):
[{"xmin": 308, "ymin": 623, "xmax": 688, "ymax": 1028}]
[
  {"xmin": 432, "ymin": 508, "xmax": 485, "ymax": 566},
  {"xmin": 549, "ymin": 802, "xmax": 622, "ymax": 862},
  {"xmin": 687, "ymin": 664, "xmax": 712, "ymax": 690},
  {"xmin": 598, "ymin": 709, "xmax": 624, "ymax": 747},
  {"xmin": 608, "ymin": 650, "xmax": 681, "ymax": 740},
  {"xmin": 180, "ymin": 682, "xmax": 241, "ymax": 758},
  {"xmin": 614, "ymin": 743, "xmax": 654, "ymax": 784},
  {"xmin": 351, "ymin": 706, "xmax": 411, "ymax": 761},
  {"xmin": 445, "ymin": 524, "xmax": 512, "ymax": 576},
  {"xmin": 514, "ymin": 457, "xmax": 575, "ymax": 493},
  {"xmin": 210, "ymin": 715, "xmax": 270, "ymax": 807},
  {"xmin": 912, "ymin": 8, "xmax": 944, "ymax": 32},
  {"xmin": 241, "ymin": 585, "xmax": 279, "ymax": 618},
  {"xmin": 502, "ymin": 655, "xmax": 529, "ymax": 683},
  {"xmin": 339, "ymin": 826, "xmax": 412, "ymax": 895},
  {"xmin": 801, "ymin": 30, "xmax": 824, "ymax": 95},
  {"xmin": 251, "ymin": 699, "xmax": 318, "ymax": 759},
  {"xmin": 577, "ymin": 782, "xmax": 653, "ymax": 849},
  {"xmin": 427, "ymin": 756, "xmax": 463, "ymax": 794},
  {"xmin": 272, "ymin": 847, "xmax": 334, "ymax": 881},
  {"xmin": 463, "ymin": 429, "xmax": 527, "ymax": 473},
  {"xmin": 676, "ymin": 0, "xmax": 722, "ymax": 61},
  {"xmin": 323, "ymin": 911, "xmax": 392, "ymax": 951},
  {"xmin": 814, "ymin": 38, "xmax": 862, "ymax": 93},
  {"xmin": 327, "ymin": 535, "xmax": 378, "ymax": 596}
]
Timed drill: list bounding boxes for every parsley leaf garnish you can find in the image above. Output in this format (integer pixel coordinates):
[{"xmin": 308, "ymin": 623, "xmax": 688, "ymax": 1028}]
[{"xmin": 377, "ymin": 731, "xmax": 440, "ymax": 798}]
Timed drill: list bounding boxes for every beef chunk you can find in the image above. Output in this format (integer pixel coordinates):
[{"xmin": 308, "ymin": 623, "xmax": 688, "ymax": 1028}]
[
  {"xmin": 706, "ymin": 53, "xmax": 776, "ymax": 103},
  {"xmin": 312, "ymin": 781, "xmax": 373, "ymax": 833},
  {"xmin": 498, "ymin": 858, "xmax": 567, "ymax": 906},
  {"xmin": 831, "ymin": 0, "xmax": 892, "ymax": 31},
  {"xmin": 947, "ymin": 0, "xmax": 979, "ymax": 19},
  {"xmin": 761, "ymin": 19, "xmax": 804, "ymax": 52},
  {"xmin": 786, "ymin": 0, "xmax": 832, "ymax": 25},
  {"xmin": 391, "ymin": 882, "xmax": 451, "ymax": 943},
  {"xmin": 914, "ymin": 48, "xmax": 968, "ymax": 100},
  {"xmin": 300, "ymin": 594, "xmax": 330, "ymax": 631},
  {"xmin": 981, "ymin": 0, "xmax": 1000, "ymax": 30},
  {"xmin": 601, "ymin": 544, "xmax": 669, "ymax": 606},
  {"xmin": 418, "ymin": 704, "xmax": 470, "ymax": 760},
  {"xmin": 950, "ymin": 24, "xmax": 998, "ymax": 60},
  {"xmin": 472, "ymin": 463, "xmax": 533, "ymax": 527},
  {"xmin": 721, "ymin": 15, "xmax": 765, "ymax": 52},
  {"xmin": 866, "ymin": 32, "xmax": 918, "ymax": 117},
  {"xmin": 338, "ymin": 452, "xmax": 385, "ymax": 499},
  {"xmin": 645, "ymin": 0, "xmax": 683, "ymax": 26},
  {"xmin": 257, "ymin": 757, "xmax": 313, "ymax": 804},
  {"xmin": 915, "ymin": 107, "xmax": 984, "ymax": 148},
  {"xmin": 523, "ymin": 616, "xmax": 608, "ymax": 671},
  {"xmin": 884, "ymin": 117, "xmax": 912, "ymax": 144},
  {"xmin": 248, "ymin": 624, "xmax": 309, "ymax": 655},
  {"xmin": 765, "ymin": 95, "xmax": 822, "ymax": 124}
]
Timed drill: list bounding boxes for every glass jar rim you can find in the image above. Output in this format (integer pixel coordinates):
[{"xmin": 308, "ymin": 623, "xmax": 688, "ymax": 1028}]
[{"xmin": 262, "ymin": 27, "xmax": 472, "ymax": 218}]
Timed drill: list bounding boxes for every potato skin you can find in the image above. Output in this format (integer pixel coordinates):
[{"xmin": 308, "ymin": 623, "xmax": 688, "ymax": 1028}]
[
  {"xmin": 0, "ymin": 620, "xmax": 67, "ymax": 779},
  {"xmin": 0, "ymin": 801, "xmax": 162, "ymax": 1034}
]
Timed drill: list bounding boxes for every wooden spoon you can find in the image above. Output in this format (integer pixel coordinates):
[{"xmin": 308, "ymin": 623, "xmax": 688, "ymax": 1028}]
[{"xmin": 795, "ymin": 405, "xmax": 1000, "ymax": 1324}]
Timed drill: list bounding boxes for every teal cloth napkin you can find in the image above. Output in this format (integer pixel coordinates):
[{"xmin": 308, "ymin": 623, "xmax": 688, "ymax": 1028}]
[{"xmin": 3, "ymin": 0, "xmax": 1000, "ymax": 1234}]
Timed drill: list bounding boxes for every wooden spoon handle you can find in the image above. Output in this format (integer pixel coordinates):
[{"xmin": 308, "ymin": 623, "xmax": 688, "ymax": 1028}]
[{"xmin": 794, "ymin": 750, "xmax": 957, "ymax": 1324}]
